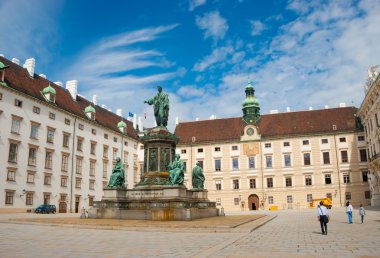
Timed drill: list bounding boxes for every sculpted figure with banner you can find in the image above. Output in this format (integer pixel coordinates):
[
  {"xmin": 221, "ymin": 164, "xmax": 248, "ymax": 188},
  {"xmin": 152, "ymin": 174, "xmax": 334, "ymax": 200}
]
[
  {"xmin": 192, "ymin": 162, "xmax": 205, "ymax": 189},
  {"xmin": 107, "ymin": 157, "xmax": 125, "ymax": 188},
  {"xmin": 168, "ymin": 154, "xmax": 185, "ymax": 185},
  {"xmin": 144, "ymin": 86, "xmax": 169, "ymax": 127}
]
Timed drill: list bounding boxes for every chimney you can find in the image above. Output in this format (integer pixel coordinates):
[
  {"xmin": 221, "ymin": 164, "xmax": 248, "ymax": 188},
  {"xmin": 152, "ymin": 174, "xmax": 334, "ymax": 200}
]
[
  {"xmin": 324, "ymin": 105, "xmax": 329, "ymax": 109},
  {"xmin": 195, "ymin": 117, "xmax": 199, "ymax": 121},
  {"xmin": 101, "ymin": 104, "xmax": 107, "ymax": 109},
  {"xmin": 0, "ymin": 54, "xmax": 4, "ymax": 57},
  {"xmin": 286, "ymin": 107, "xmax": 290, "ymax": 112},
  {"xmin": 270, "ymin": 109, "xmax": 279, "ymax": 114},
  {"xmin": 138, "ymin": 116, "xmax": 142, "ymax": 131},
  {"xmin": 11, "ymin": 58, "xmax": 20, "ymax": 65},
  {"xmin": 65, "ymin": 80, "xmax": 78, "ymax": 100},
  {"xmin": 209, "ymin": 114, "xmax": 216, "ymax": 120},
  {"xmin": 116, "ymin": 108, "xmax": 123, "ymax": 117},
  {"xmin": 133, "ymin": 114, "xmax": 137, "ymax": 129},
  {"xmin": 23, "ymin": 58, "xmax": 36, "ymax": 77},
  {"xmin": 309, "ymin": 106, "xmax": 313, "ymax": 110},
  {"xmin": 39, "ymin": 74, "xmax": 46, "ymax": 79},
  {"xmin": 92, "ymin": 95, "xmax": 97, "ymax": 105},
  {"xmin": 339, "ymin": 102, "xmax": 346, "ymax": 107},
  {"xmin": 54, "ymin": 81, "xmax": 63, "ymax": 87},
  {"xmin": 175, "ymin": 116, "xmax": 179, "ymax": 125}
]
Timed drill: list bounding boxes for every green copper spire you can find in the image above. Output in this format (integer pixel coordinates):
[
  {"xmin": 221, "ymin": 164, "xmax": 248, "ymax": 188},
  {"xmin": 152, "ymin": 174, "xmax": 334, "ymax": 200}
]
[{"xmin": 242, "ymin": 80, "xmax": 260, "ymax": 124}]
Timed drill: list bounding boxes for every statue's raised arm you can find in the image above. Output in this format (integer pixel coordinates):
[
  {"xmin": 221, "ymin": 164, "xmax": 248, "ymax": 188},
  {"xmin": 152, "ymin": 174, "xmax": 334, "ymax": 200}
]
[{"xmin": 144, "ymin": 86, "xmax": 169, "ymax": 127}]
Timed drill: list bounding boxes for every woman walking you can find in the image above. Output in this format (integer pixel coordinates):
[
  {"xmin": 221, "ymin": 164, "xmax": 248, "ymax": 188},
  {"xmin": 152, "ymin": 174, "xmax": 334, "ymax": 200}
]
[{"xmin": 346, "ymin": 201, "xmax": 353, "ymax": 224}]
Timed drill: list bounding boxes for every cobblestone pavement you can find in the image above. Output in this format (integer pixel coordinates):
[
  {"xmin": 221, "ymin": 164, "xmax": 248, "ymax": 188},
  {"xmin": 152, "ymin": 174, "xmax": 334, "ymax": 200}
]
[{"xmin": 0, "ymin": 207, "xmax": 379, "ymax": 258}]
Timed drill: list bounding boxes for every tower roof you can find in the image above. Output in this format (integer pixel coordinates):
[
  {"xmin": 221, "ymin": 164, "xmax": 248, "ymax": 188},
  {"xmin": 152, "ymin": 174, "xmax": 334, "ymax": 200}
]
[
  {"xmin": 42, "ymin": 84, "xmax": 56, "ymax": 95},
  {"xmin": 85, "ymin": 105, "xmax": 96, "ymax": 113}
]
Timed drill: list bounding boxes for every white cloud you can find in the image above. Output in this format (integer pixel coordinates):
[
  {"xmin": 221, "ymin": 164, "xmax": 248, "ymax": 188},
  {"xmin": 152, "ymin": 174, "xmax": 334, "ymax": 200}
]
[
  {"xmin": 195, "ymin": 11, "xmax": 228, "ymax": 42},
  {"xmin": 177, "ymin": 85, "xmax": 205, "ymax": 98},
  {"xmin": 193, "ymin": 46, "xmax": 234, "ymax": 71},
  {"xmin": 189, "ymin": 0, "xmax": 206, "ymax": 11},
  {"xmin": 250, "ymin": 20, "xmax": 267, "ymax": 36}
]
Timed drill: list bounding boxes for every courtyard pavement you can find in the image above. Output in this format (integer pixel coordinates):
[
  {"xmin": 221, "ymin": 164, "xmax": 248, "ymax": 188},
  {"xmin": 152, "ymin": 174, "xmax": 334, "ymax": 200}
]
[{"xmin": 0, "ymin": 207, "xmax": 379, "ymax": 258}]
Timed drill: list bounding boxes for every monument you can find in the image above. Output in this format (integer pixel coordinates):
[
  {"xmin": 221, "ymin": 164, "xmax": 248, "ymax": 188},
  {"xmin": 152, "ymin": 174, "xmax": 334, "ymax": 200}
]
[{"xmin": 89, "ymin": 86, "xmax": 218, "ymax": 220}]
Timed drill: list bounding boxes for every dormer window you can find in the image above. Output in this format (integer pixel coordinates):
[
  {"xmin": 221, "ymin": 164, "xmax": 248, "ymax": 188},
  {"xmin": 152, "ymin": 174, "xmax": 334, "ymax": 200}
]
[
  {"xmin": 42, "ymin": 83, "xmax": 56, "ymax": 103},
  {"xmin": 117, "ymin": 120, "xmax": 127, "ymax": 133},
  {"xmin": 85, "ymin": 105, "xmax": 96, "ymax": 120},
  {"xmin": 0, "ymin": 61, "xmax": 10, "ymax": 83}
]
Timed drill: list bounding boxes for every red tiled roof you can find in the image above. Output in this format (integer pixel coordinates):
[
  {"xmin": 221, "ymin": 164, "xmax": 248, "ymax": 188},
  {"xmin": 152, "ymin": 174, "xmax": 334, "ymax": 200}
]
[
  {"xmin": 0, "ymin": 56, "xmax": 139, "ymax": 140},
  {"xmin": 175, "ymin": 107, "xmax": 360, "ymax": 144}
]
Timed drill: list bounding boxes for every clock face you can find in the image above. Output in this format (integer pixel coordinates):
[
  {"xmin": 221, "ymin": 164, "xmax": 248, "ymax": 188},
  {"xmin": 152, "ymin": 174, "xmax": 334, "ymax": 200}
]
[{"xmin": 246, "ymin": 128, "xmax": 254, "ymax": 136}]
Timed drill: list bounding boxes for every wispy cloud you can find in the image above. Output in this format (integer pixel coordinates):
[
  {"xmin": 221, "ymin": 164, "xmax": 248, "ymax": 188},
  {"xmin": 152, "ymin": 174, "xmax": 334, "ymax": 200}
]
[
  {"xmin": 189, "ymin": 0, "xmax": 206, "ymax": 11},
  {"xmin": 195, "ymin": 11, "xmax": 228, "ymax": 43},
  {"xmin": 193, "ymin": 46, "xmax": 234, "ymax": 71},
  {"xmin": 250, "ymin": 20, "xmax": 267, "ymax": 36}
]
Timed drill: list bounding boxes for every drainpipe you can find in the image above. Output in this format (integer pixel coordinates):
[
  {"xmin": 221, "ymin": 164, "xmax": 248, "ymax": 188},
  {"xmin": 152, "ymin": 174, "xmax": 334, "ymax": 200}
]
[
  {"xmin": 70, "ymin": 117, "xmax": 77, "ymax": 213},
  {"xmin": 259, "ymin": 141, "xmax": 264, "ymax": 210},
  {"xmin": 333, "ymin": 134, "xmax": 343, "ymax": 207}
]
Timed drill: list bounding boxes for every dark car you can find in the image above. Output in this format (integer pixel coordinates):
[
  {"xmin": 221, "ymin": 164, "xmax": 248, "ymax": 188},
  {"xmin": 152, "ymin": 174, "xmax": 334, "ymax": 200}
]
[{"xmin": 35, "ymin": 204, "xmax": 56, "ymax": 214}]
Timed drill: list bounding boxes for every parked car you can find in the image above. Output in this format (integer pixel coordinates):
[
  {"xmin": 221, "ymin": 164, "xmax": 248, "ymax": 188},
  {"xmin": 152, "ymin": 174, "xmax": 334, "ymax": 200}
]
[{"xmin": 35, "ymin": 204, "xmax": 56, "ymax": 214}]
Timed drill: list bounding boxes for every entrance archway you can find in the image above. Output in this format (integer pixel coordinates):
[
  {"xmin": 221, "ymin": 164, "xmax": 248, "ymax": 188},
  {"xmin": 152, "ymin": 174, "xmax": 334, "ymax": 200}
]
[{"xmin": 248, "ymin": 194, "xmax": 259, "ymax": 210}]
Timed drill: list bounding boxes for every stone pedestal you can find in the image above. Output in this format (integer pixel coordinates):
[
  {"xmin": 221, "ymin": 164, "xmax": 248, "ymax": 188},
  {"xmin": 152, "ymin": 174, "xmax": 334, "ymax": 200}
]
[{"xmin": 371, "ymin": 193, "xmax": 380, "ymax": 206}]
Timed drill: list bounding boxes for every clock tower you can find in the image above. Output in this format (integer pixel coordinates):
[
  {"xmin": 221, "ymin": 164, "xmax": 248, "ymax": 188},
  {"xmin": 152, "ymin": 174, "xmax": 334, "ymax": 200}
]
[{"xmin": 242, "ymin": 80, "xmax": 260, "ymax": 124}]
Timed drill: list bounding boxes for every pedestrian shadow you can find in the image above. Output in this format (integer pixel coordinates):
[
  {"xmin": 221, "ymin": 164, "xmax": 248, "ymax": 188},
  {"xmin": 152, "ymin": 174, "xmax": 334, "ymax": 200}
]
[{"xmin": 312, "ymin": 231, "xmax": 323, "ymax": 235}]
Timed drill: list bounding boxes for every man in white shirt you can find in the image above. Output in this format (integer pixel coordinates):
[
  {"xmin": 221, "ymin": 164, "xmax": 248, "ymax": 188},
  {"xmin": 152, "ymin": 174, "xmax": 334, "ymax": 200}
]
[{"xmin": 317, "ymin": 201, "xmax": 329, "ymax": 235}]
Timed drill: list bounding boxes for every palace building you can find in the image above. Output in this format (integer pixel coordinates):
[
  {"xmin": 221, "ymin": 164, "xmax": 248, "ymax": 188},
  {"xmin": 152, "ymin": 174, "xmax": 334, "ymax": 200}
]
[
  {"xmin": 0, "ymin": 56, "xmax": 139, "ymax": 213},
  {"xmin": 174, "ymin": 81, "xmax": 370, "ymax": 211},
  {"xmin": 358, "ymin": 67, "xmax": 380, "ymax": 206}
]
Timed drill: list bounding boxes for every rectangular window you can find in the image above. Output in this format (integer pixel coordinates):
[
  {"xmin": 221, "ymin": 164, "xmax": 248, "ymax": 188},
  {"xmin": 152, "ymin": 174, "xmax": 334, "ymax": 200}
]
[
  {"xmin": 103, "ymin": 146, "xmax": 108, "ymax": 158},
  {"xmin": 75, "ymin": 178, "xmax": 81, "ymax": 188},
  {"xmin": 216, "ymin": 198, "xmax": 221, "ymax": 206},
  {"xmin": 360, "ymin": 149, "xmax": 367, "ymax": 162},
  {"xmin": 26, "ymin": 193, "xmax": 33, "ymax": 205},
  {"xmin": 49, "ymin": 112, "xmax": 55, "ymax": 120},
  {"xmin": 197, "ymin": 148, "xmax": 203, "ymax": 153},
  {"xmin": 65, "ymin": 118, "xmax": 70, "ymax": 125},
  {"xmin": 267, "ymin": 178, "xmax": 273, "ymax": 188},
  {"xmin": 343, "ymin": 173, "xmax": 350, "ymax": 184},
  {"xmin": 11, "ymin": 117, "xmax": 21, "ymax": 134},
  {"xmin": 339, "ymin": 137, "xmax": 346, "ymax": 142},
  {"xmin": 232, "ymin": 158, "xmax": 239, "ymax": 170},
  {"xmin": 7, "ymin": 170, "xmax": 16, "ymax": 181},
  {"xmin": 233, "ymin": 179, "xmax": 239, "ymax": 189},
  {"xmin": 61, "ymin": 154, "xmax": 69, "ymax": 172},
  {"xmin": 326, "ymin": 193, "xmax": 332, "ymax": 200},
  {"xmin": 341, "ymin": 151, "xmax": 348, "ymax": 163},
  {"xmin": 30, "ymin": 123, "xmax": 39, "ymax": 139},
  {"xmin": 77, "ymin": 138, "xmax": 83, "ymax": 151},
  {"xmin": 63, "ymin": 133, "xmax": 70, "ymax": 147},
  {"xmin": 104, "ymin": 133, "xmax": 108, "ymax": 139},
  {"xmin": 234, "ymin": 198, "xmax": 240, "ymax": 205},
  {"xmin": 27, "ymin": 173, "xmax": 35, "ymax": 183},
  {"xmin": 215, "ymin": 159, "xmax": 221, "ymax": 171},
  {"xmin": 91, "ymin": 129, "xmax": 96, "ymax": 135},
  {"xmin": 266, "ymin": 156, "xmax": 273, "ymax": 168},
  {"xmin": 214, "ymin": 147, "xmax": 221, "ymax": 152},
  {"xmin": 358, "ymin": 135, "xmax": 365, "ymax": 141},
  {"xmin": 323, "ymin": 152, "xmax": 330, "ymax": 164},
  {"xmin": 44, "ymin": 193, "xmax": 51, "ymax": 205},
  {"xmin": 89, "ymin": 180, "xmax": 95, "ymax": 190},
  {"xmin": 362, "ymin": 171, "xmax": 368, "ymax": 182},
  {"xmin": 249, "ymin": 178, "xmax": 256, "ymax": 189},
  {"xmin": 47, "ymin": 128, "xmax": 55, "ymax": 143},
  {"xmin": 305, "ymin": 175, "xmax": 312, "ymax": 186},
  {"xmin": 198, "ymin": 160, "xmax": 203, "ymax": 169},
  {"xmin": 232, "ymin": 145, "xmax": 238, "ymax": 151},
  {"xmin": 345, "ymin": 192, "xmax": 351, "ymax": 200},
  {"xmin": 325, "ymin": 174, "xmax": 332, "ymax": 184},
  {"xmin": 0, "ymin": 92, "xmax": 2, "ymax": 100},
  {"xmin": 28, "ymin": 147, "xmax": 37, "ymax": 166},
  {"xmin": 321, "ymin": 138, "xmax": 328, "ymax": 144},
  {"xmin": 113, "ymin": 148, "xmax": 118, "ymax": 160},
  {"xmin": 248, "ymin": 157, "xmax": 255, "ymax": 169},
  {"xmin": 307, "ymin": 194, "xmax": 313, "ymax": 203},
  {"xmin": 89, "ymin": 196, "xmax": 94, "ymax": 206},
  {"xmin": 76, "ymin": 157, "xmax": 83, "ymax": 174},
  {"xmin": 285, "ymin": 177, "xmax": 292, "ymax": 187},
  {"xmin": 215, "ymin": 180, "xmax": 221, "ymax": 190},
  {"xmin": 283, "ymin": 142, "xmax": 290, "ymax": 147},
  {"xmin": 78, "ymin": 123, "xmax": 84, "ymax": 130},
  {"xmin": 44, "ymin": 175, "xmax": 51, "ymax": 185},
  {"xmin": 33, "ymin": 106, "xmax": 41, "ymax": 114},
  {"xmin": 303, "ymin": 153, "xmax": 311, "ymax": 165},
  {"xmin": 45, "ymin": 151, "xmax": 53, "ymax": 169},
  {"xmin": 181, "ymin": 149, "xmax": 187, "ymax": 154},
  {"xmin": 302, "ymin": 140, "xmax": 309, "ymax": 145},
  {"xmin": 265, "ymin": 143, "xmax": 271, "ymax": 148},
  {"xmin": 287, "ymin": 195, "xmax": 293, "ymax": 203},
  {"xmin": 284, "ymin": 154, "xmax": 291, "ymax": 167},
  {"xmin": 103, "ymin": 161, "xmax": 108, "ymax": 178},
  {"xmin": 5, "ymin": 192, "xmax": 14, "ymax": 205},
  {"xmin": 183, "ymin": 161, "xmax": 187, "ymax": 172},
  {"xmin": 90, "ymin": 160, "xmax": 96, "ymax": 176},
  {"xmin": 114, "ymin": 137, "xmax": 118, "ymax": 143},
  {"xmin": 268, "ymin": 196, "xmax": 274, "ymax": 204},
  {"xmin": 365, "ymin": 191, "xmax": 371, "ymax": 199},
  {"xmin": 8, "ymin": 142, "xmax": 18, "ymax": 162},
  {"xmin": 14, "ymin": 99, "xmax": 22, "ymax": 107},
  {"xmin": 90, "ymin": 142, "xmax": 96, "ymax": 155}
]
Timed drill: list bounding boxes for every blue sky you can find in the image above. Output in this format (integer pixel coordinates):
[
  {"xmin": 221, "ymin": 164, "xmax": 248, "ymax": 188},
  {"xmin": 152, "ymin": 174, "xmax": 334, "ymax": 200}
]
[{"xmin": 1, "ymin": 0, "xmax": 380, "ymax": 130}]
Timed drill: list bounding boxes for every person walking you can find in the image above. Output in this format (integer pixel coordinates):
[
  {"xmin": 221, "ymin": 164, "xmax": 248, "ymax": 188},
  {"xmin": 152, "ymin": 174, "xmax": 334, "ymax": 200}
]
[
  {"xmin": 359, "ymin": 204, "xmax": 366, "ymax": 223},
  {"xmin": 346, "ymin": 201, "xmax": 353, "ymax": 224},
  {"xmin": 317, "ymin": 201, "xmax": 329, "ymax": 235}
]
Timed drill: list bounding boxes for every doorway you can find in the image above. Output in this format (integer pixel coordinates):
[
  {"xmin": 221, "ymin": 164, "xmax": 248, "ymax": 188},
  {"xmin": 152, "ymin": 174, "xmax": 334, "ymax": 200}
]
[
  {"xmin": 75, "ymin": 196, "xmax": 80, "ymax": 213},
  {"xmin": 248, "ymin": 194, "xmax": 260, "ymax": 210},
  {"xmin": 59, "ymin": 202, "xmax": 67, "ymax": 213}
]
